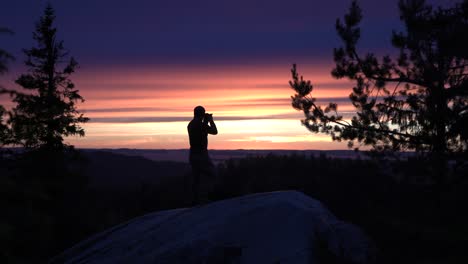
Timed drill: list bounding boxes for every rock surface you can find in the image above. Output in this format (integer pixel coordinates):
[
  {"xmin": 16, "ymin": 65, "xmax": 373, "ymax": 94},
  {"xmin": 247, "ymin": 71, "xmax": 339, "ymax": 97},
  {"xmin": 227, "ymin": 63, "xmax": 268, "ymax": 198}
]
[{"xmin": 50, "ymin": 191, "xmax": 374, "ymax": 263}]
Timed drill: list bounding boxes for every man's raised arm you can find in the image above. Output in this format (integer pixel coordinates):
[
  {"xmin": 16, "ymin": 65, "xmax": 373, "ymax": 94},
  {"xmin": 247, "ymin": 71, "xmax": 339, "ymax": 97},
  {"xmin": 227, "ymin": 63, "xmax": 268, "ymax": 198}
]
[{"xmin": 206, "ymin": 115, "xmax": 218, "ymax": 135}]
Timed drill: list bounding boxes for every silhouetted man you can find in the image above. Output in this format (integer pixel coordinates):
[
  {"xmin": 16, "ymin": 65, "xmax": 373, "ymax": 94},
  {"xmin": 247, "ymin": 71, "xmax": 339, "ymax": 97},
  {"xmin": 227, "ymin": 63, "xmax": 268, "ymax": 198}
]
[{"xmin": 188, "ymin": 106, "xmax": 218, "ymax": 205}]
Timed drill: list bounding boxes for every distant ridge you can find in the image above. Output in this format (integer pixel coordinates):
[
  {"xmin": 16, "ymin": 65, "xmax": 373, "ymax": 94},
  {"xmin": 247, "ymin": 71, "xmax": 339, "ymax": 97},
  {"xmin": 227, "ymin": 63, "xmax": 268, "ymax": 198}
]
[
  {"xmin": 3, "ymin": 147, "xmax": 416, "ymax": 164},
  {"xmin": 80, "ymin": 150, "xmax": 190, "ymax": 190},
  {"xmin": 80, "ymin": 148, "xmax": 415, "ymax": 164}
]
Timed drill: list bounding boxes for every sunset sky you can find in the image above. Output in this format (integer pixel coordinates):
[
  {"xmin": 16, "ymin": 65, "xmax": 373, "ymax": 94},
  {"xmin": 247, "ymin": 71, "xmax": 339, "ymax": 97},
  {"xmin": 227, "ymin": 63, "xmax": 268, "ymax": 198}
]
[{"xmin": 0, "ymin": 0, "xmax": 452, "ymax": 149}]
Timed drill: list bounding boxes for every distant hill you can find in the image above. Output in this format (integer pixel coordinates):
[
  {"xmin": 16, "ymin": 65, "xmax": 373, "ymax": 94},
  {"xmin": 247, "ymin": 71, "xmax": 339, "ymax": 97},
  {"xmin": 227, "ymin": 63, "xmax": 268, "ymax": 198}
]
[
  {"xmin": 85, "ymin": 148, "xmax": 388, "ymax": 164},
  {"xmin": 80, "ymin": 150, "xmax": 190, "ymax": 191}
]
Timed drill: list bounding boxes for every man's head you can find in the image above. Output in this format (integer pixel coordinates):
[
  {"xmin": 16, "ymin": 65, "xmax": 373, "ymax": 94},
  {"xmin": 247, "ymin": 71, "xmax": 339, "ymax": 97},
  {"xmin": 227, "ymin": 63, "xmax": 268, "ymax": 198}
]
[{"xmin": 194, "ymin": 105, "xmax": 205, "ymax": 118}]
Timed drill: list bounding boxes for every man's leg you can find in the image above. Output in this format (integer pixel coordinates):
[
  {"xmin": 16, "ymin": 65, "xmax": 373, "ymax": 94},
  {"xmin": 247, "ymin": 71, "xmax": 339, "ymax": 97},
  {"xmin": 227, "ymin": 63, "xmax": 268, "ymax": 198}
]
[
  {"xmin": 191, "ymin": 165, "xmax": 201, "ymax": 206},
  {"xmin": 199, "ymin": 155, "xmax": 216, "ymax": 201}
]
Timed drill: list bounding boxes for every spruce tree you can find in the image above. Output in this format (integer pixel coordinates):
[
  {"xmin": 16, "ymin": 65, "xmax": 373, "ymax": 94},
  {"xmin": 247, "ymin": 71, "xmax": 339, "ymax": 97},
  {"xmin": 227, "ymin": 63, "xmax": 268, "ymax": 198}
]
[
  {"xmin": 3, "ymin": 7, "xmax": 89, "ymax": 259},
  {"xmin": 10, "ymin": 4, "xmax": 88, "ymax": 151}
]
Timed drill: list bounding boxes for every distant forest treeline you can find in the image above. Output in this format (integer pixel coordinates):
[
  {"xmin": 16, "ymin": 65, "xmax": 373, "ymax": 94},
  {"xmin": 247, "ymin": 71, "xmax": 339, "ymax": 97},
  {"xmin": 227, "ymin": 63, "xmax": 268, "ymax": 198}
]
[{"xmin": 2, "ymin": 150, "xmax": 467, "ymax": 263}]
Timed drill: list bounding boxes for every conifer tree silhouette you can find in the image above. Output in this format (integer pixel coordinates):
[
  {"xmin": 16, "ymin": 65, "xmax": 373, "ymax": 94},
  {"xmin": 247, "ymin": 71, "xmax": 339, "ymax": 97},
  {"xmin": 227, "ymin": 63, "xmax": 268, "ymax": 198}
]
[
  {"xmin": 0, "ymin": 27, "xmax": 14, "ymax": 149},
  {"xmin": 0, "ymin": 27, "xmax": 14, "ymax": 75},
  {"xmin": 10, "ymin": 4, "xmax": 88, "ymax": 151},
  {"xmin": 290, "ymin": 0, "xmax": 468, "ymax": 158}
]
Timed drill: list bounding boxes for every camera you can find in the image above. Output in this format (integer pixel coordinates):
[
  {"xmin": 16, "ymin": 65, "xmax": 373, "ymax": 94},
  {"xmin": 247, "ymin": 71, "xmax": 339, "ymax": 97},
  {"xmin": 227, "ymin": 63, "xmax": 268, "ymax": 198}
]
[{"xmin": 204, "ymin": 113, "xmax": 213, "ymax": 120}]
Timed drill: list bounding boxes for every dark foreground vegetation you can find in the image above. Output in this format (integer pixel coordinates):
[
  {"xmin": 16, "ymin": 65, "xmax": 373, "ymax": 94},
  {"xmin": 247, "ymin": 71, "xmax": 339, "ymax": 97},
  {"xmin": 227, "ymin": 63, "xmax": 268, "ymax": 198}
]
[
  {"xmin": 1, "ymin": 150, "xmax": 467, "ymax": 263},
  {"xmin": 1, "ymin": 1, "xmax": 466, "ymax": 263}
]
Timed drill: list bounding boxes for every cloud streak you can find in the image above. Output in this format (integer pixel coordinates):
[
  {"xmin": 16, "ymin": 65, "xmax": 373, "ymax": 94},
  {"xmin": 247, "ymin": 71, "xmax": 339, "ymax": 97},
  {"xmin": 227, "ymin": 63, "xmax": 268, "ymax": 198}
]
[
  {"xmin": 82, "ymin": 96, "xmax": 353, "ymax": 113},
  {"xmin": 83, "ymin": 107, "xmax": 177, "ymax": 113},
  {"xmin": 88, "ymin": 110, "xmax": 357, "ymax": 123},
  {"xmin": 88, "ymin": 114, "xmax": 299, "ymax": 123}
]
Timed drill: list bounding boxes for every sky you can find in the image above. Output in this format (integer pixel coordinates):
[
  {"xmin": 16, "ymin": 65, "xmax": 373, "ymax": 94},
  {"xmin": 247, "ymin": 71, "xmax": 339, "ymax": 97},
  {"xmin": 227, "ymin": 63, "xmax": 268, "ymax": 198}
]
[{"xmin": 0, "ymin": 0, "xmax": 455, "ymax": 149}]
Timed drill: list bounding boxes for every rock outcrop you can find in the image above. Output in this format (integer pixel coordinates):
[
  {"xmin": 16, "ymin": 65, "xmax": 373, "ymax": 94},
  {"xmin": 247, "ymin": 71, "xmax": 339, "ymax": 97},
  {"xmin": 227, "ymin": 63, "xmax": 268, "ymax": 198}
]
[{"xmin": 51, "ymin": 191, "xmax": 374, "ymax": 263}]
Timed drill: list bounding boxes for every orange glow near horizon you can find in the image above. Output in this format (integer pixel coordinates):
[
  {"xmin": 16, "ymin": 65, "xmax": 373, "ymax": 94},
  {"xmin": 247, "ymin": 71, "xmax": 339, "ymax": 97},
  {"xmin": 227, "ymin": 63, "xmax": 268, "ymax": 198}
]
[{"xmin": 1, "ymin": 63, "xmax": 356, "ymax": 150}]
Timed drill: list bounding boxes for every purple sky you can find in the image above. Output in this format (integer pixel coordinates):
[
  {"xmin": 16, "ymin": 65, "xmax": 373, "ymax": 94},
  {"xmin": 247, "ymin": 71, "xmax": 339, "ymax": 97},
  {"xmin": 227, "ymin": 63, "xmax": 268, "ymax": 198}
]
[
  {"xmin": 0, "ymin": 0, "xmax": 458, "ymax": 149},
  {"xmin": 2, "ymin": 0, "xmax": 406, "ymax": 66}
]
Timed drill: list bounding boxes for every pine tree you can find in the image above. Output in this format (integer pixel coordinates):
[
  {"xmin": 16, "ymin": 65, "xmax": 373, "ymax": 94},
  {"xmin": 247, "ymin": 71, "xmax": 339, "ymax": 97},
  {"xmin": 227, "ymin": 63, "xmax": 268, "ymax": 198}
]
[
  {"xmin": 10, "ymin": 4, "xmax": 88, "ymax": 151},
  {"xmin": 290, "ymin": 0, "xmax": 468, "ymax": 159}
]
